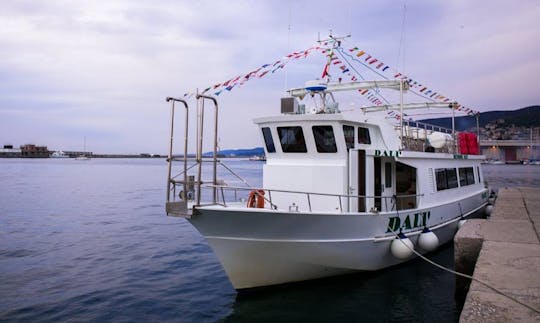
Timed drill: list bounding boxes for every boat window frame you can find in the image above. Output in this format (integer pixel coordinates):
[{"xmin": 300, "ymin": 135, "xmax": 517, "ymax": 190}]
[
  {"xmin": 395, "ymin": 162, "xmax": 417, "ymax": 210},
  {"xmin": 477, "ymin": 166, "xmax": 482, "ymax": 183},
  {"xmin": 261, "ymin": 127, "xmax": 276, "ymax": 153},
  {"xmin": 384, "ymin": 162, "xmax": 392, "ymax": 188},
  {"xmin": 358, "ymin": 127, "xmax": 371, "ymax": 144},
  {"xmin": 435, "ymin": 168, "xmax": 459, "ymax": 191},
  {"xmin": 277, "ymin": 126, "xmax": 308, "ymax": 153},
  {"xmin": 459, "ymin": 167, "xmax": 475, "ymax": 186},
  {"xmin": 435, "ymin": 169, "xmax": 448, "ymax": 191},
  {"xmin": 312, "ymin": 125, "xmax": 338, "ymax": 153},
  {"xmin": 343, "ymin": 125, "xmax": 355, "ymax": 150}
]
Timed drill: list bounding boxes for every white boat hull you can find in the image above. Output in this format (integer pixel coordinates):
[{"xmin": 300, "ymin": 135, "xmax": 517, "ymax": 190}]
[{"xmin": 189, "ymin": 190, "xmax": 488, "ymax": 289}]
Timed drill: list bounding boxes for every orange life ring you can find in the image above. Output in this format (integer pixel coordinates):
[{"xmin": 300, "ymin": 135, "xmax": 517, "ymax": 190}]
[{"xmin": 247, "ymin": 190, "xmax": 265, "ymax": 208}]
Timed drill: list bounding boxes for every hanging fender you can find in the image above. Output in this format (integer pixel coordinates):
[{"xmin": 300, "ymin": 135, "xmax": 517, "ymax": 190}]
[{"xmin": 247, "ymin": 190, "xmax": 265, "ymax": 208}]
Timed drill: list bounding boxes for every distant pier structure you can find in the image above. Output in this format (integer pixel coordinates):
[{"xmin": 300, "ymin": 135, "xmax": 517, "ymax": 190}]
[
  {"xmin": 480, "ymin": 139, "xmax": 540, "ymax": 163},
  {"xmin": 0, "ymin": 145, "xmax": 22, "ymax": 157}
]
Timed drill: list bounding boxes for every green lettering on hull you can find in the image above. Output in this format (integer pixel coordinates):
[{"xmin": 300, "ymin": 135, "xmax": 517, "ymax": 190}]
[{"xmin": 386, "ymin": 211, "xmax": 431, "ymax": 233}]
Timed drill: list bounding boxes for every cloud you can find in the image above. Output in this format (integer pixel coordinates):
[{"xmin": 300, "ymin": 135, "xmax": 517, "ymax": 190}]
[{"xmin": 0, "ymin": 0, "xmax": 538, "ymax": 153}]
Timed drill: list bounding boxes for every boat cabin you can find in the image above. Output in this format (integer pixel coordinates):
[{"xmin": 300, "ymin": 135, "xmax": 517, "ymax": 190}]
[
  {"xmin": 165, "ymin": 80, "xmax": 485, "ymax": 218},
  {"xmin": 253, "ymin": 82, "xmax": 484, "ymax": 215}
]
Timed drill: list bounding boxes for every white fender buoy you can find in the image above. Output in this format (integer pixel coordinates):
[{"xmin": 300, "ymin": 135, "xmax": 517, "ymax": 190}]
[
  {"xmin": 488, "ymin": 190, "xmax": 497, "ymax": 204},
  {"xmin": 390, "ymin": 233, "xmax": 414, "ymax": 259},
  {"xmin": 458, "ymin": 218, "xmax": 467, "ymax": 229},
  {"xmin": 485, "ymin": 204, "xmax": 493, "ymax": 216},
  {"xmin": 418, "ymin": 227, "xmax": 439, "ymax": 252}
]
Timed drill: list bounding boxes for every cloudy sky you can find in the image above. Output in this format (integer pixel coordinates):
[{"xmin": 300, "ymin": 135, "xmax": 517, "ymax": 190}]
[{"xmin": 1, "ymin": 0, "xmax": 538, "ymax": 154}]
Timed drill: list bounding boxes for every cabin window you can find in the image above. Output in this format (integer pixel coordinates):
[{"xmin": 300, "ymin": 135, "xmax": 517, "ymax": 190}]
[
  {"xmin": 261, "ymin": 127, "xmax": 276, "ymax": 153},
  {"xmin": 435, "ymin": 168, "xmax": 459, "ymax": 191},
  {"xmin": 277, "ymin": 126, "xmax": 307, "ymax": 153},
  {"xmin": 343, "ymin": 125, "xmax": 355, "ymax": 150},
  {"xmin": 312, "ymin": 126, "xmax": 337, "ymax": 153},
  {"xmin": 447, "ymin": 169, "xmax": 458, "ymax": 188},
  {"xmin": 435, "ymin": 169, "xmax": 447, "ymax": 190},
  {"xmin": 459, "ymin": 167, "xmax": 475, "ymax": 186},
  {"xmin": 358, "ymin": 127, "xmax": 371, "ymax": 144}
]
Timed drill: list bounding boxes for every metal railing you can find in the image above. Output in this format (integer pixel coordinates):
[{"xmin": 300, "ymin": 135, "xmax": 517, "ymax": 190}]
[
  {"xmin": 166, "ymin": 94, "xmax": 256, "ymax": 217},
  {"xmin": 168, "ymin": 159, "xmax": 253, "ymax": 204},
  {"xmin": 398, "ymin": 119, "xmax": 456, "ymax": 153},
  {"xmin": 199, "ymin": 184, "xmax": 424, "ymax": 214}
]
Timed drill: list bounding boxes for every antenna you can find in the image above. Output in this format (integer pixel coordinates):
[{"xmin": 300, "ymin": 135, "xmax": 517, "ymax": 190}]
[
  {"xmin": 317, "ymin": 32, "xmax": 351, "ymax": 82},
  {"xmin": 396, "ymin": 2, "xmax": 407, "ymax": 72},
  {"xmin": 285, "ymin": 3, "xmax": 291, "ymax": 90},
  {"xmin": 317, "ymin": 32, "xmax": 351, "ymax": 47}
]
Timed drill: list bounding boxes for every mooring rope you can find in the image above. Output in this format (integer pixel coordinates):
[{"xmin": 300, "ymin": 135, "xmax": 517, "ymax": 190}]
[{"xmin": 386, "ymin": 195, "xmax": 540, "ymax": 314}]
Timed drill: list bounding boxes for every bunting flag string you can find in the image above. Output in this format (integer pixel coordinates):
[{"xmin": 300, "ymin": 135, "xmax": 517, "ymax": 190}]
[
  {"xmin": 182, "ymin": 45, "xmax": 323, "ymax": 99},
  {"xmin": 328, "ymin": 47, "xmax": 389, "ymax": 108},
  {"xmin": 180, "ymin": 40, "xmax": 477, "ymax": 119},
  {"xmin": 342, "ymin": 46, "xmax": 479, "ymax": 116}
]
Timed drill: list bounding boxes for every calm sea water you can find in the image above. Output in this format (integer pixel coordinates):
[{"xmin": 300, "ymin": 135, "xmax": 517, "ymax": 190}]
[{"xmin": 1, "ymin": 159, "xmax": 538, "ymax": 322}]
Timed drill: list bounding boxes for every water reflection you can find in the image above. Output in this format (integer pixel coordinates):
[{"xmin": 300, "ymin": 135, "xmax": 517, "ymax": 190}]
[{"xmin": 225, "ymin": 244, "xmax": 459, "ymax": 323}]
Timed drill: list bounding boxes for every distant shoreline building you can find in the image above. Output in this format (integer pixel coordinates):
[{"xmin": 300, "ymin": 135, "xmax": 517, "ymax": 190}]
[
  {"xmin": 0, "ymin": 145, "xmax": 22, "ymax": 157},
  {"xmin": 0, "ymin": 144, "xmax": 51, "ymax": 158},
  {"xmin": 20, "ymin": 144, "xmax": 49, "ymax": 158}
]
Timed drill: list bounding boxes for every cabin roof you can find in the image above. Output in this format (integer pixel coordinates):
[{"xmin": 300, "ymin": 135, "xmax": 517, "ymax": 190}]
[{"xmin": 253, "ymin": 112, "xmax": 377, "ymax": 125}]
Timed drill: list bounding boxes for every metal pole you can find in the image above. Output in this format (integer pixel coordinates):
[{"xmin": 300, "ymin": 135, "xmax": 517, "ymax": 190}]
[
  {"xmin": 166, "ymin": 99, "xmax": 175, "ymax": 203},
  {"xmin": 400, "ymin": 80, "xmax": 404, "ymax": 149},
  {"xmin": 476, "ymin": 112, "xmax": 480, "ymax": 153},
  {"xmin": 165, "ymin": 97, "xmax": 189, "ymax": 203},
  {"xmin": 196, "ymin": 97, "xmax": 204, "ymax": 206},
  {"xmin": 197, "ymin": 94, "xmax": 219, "ymax": 203},
  {"xmin": 183, "ymin": 112, "xmax": 189, "ymax": 204},
  {"xmin": 213, "ymin": 101, "xmax": 218, "ymax": 203},
  {"xmin": 451, "ymin": 102, "xmax": 456, "ymax": 153}
]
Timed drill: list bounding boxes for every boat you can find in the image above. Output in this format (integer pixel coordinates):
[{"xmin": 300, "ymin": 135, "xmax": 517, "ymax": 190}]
[
  {"xmin": 248, "ymin": 155, "xmax": 266, "ymax": 161},
  {"xmin": 75, "ymin": 137, "xmax": 91, "ymax": 160},
  {"xmin": 164, "ymin": 45, "xmax": 489, "ymax": 290},
  {"xmin": 50, "ymin": 151, "xmax": 69, "ymax": 158}
]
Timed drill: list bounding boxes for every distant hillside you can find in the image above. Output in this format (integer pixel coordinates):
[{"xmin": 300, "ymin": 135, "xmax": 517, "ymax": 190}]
[
  {"xmin": 203, "ymin": 107, "xmax": 539, "ymax": 157},
  {"xmin": 203, "ymin": 147, "xmax": 264, "ymax": 157},
  {"xmin": 419, "ymin": 105, "xmax": 540, "ymax": 131}
]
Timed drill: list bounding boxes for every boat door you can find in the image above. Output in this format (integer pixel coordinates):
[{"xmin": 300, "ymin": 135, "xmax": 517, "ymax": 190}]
[
  {"xmin": 348, "ymin": 149, "xmax": 366, "ymax": 212},
  {"xmin": 374, "ymin": 157, "xmax": 396, "ymax": 212}
]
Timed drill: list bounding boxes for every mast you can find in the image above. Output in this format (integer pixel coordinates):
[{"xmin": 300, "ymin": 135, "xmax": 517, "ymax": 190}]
[{"xmin": 317, "ymin": 31, "xmax": 351, "ymax": 83}]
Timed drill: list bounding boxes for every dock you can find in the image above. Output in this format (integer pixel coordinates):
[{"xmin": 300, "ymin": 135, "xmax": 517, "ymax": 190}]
[{"xmin": 455, "ymin": 187, "xmax": 540, "ymax": 321}]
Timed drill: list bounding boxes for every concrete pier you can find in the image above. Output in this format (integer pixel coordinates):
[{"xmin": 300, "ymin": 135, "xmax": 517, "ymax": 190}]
[{"xmin": 455, "ymin": 187, "xmax": 540, "ymax": 322}]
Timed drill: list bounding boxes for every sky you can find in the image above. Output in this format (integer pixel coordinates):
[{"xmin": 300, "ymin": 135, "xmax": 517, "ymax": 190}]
[{"xmin": 1, "ymin": 0, "xmax": 539, "ymax": 154}]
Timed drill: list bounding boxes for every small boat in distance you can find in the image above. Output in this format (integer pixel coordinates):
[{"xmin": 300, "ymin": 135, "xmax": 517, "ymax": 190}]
[
  {"xmin": 75, "ymin": 137, "xmax": 91, "ymax": 161},
  {"xmin": 50, "ymin": 151, "xmax": 69, "ymax": 158},
  {"xmin": 74, "ymin": 155, "xmax": 90, "ymax": 160},
  {"xmin": 248, "ymin": 155, "xmax": 266, "ymax": 161}
]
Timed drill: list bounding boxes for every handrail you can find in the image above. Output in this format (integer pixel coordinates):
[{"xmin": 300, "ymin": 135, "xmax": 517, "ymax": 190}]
[
  {"xmin": 204, "ymin": 184, "xmax": 422, "ymax": 200},
  {"xmin": 165, "ymin": 97, "xmax": 188, "ymax": 205},
  {"xmin": 195, "ymin": 94, "xmax": 219, "ymax": 205},
  {"xmin": 202, "ymin": 184, "xmax": 424, "ymax": 213}
]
